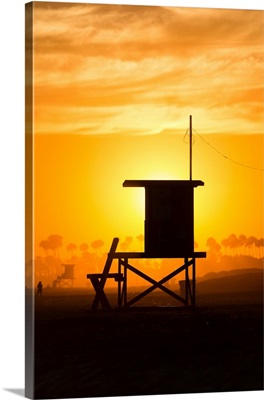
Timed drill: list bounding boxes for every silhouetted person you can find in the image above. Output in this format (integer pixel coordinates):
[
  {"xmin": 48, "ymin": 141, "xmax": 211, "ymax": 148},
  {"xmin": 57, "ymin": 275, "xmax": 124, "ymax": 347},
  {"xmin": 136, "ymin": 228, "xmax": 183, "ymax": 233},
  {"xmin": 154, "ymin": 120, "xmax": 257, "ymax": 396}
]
[{"xmin": 36, "ymin": 281, "xmax": 43, "ymax": 297}]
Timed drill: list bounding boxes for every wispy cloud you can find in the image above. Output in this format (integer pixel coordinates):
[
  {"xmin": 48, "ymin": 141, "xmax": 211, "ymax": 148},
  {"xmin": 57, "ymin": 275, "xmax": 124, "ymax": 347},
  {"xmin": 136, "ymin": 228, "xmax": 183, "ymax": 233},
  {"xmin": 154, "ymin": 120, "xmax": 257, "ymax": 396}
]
[{"xmin": 33, "ymin": 2, "xmax": 264, "ymax": 135}]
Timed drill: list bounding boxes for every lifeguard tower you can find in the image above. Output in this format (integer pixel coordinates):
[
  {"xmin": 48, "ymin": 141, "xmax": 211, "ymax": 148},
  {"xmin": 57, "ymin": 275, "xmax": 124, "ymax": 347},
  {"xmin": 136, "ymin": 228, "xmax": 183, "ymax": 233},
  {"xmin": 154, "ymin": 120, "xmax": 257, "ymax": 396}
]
[
  {"xmin": 56, "ymin": 264, "xmax": 75, "ymax": 288},
  {"xmin": 125, "ymin": 179, "xmax": 203, "ymax": 257},
  {"xmin": 87, "ymin": 116, "xmax": 206, "ymax": 310}
]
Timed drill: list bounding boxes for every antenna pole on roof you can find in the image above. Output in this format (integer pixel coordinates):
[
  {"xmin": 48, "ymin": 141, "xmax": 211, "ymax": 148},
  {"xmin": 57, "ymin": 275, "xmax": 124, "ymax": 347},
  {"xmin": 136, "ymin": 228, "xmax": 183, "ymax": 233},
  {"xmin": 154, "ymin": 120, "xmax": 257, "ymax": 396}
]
[{"xmin": 189, "ymin": 115, "xmax": 192, "ymax": 181}]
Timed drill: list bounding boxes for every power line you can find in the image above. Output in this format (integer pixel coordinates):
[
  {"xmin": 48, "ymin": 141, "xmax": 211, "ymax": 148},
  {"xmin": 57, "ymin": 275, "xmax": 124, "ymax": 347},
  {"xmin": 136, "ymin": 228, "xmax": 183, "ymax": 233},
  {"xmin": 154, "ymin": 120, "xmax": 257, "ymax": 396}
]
[{"xmin": 184, "ymin": 128, "xmax": 264, "ymax": 172}]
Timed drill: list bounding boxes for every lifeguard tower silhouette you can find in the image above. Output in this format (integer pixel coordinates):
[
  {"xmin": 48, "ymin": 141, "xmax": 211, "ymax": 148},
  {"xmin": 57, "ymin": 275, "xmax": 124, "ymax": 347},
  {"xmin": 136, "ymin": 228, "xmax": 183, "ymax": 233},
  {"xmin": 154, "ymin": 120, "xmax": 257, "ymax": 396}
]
[
  {"xmin": 87, "ymin": 116, "xmax": 206, "ymax": 310},
  {"xmin": 55, "ymin": 264, "xmax": 75, "ymax": 288}
]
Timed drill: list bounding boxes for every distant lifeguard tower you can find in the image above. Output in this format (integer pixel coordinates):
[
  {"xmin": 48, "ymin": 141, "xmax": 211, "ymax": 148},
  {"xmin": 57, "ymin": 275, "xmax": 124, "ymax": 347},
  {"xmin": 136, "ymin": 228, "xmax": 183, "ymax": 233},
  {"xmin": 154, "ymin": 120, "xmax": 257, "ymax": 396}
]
[
  {"xmin": 56, "ymin": 264, "xmax": 75, "ymax": 288},
  {"xmin": 87, "ymin": 116, "xmax": 206, "ymax": 310}
]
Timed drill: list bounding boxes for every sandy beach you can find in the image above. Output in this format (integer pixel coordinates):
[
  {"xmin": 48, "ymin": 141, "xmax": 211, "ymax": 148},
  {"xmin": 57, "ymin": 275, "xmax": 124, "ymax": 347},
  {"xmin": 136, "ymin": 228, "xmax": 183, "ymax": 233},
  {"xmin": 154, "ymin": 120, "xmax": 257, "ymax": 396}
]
[{"xmin": 32, "ymin": 287, "xmax": 263, "ymax": 398}]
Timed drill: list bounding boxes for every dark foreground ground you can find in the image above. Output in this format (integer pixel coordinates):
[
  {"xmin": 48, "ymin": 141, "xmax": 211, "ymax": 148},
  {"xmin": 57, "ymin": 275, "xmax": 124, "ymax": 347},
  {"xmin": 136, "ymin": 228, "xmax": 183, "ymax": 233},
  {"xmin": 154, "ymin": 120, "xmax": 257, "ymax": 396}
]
[{"xmin": 33, "ymin": 288, "xmax": 263, "ymax": 399}]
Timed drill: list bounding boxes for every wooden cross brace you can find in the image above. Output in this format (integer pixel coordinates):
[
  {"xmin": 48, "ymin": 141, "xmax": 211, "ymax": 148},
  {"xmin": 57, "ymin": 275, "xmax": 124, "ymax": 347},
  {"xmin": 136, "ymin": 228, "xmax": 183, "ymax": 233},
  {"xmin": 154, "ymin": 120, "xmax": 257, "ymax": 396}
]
[{"xmin": 121, "ymin": 258, "xmax": 195, "ymax": 308}]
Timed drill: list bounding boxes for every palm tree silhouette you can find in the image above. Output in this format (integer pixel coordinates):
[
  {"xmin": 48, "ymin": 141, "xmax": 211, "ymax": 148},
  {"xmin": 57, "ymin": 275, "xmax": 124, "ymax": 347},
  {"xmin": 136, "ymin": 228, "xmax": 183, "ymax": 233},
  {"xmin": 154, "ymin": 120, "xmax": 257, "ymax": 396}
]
[
  {"xmin": 39, "ymin": 240, "xmax": 50, "ymax": 256},
  {"xmin": 136, "ymin": 234, "xmax": 144, "ymax": 251},
  {"xmin": 238, "ymin": 234, "xmax": 247, "ymax": 255},
  {"xmin": 226, "ymin": 234, "xmax": 239, "ymax": 256},
  {"xmin": 246, "ymin": 236, "xmax": 257, "ymax": 257},
  {"xmin": 206, "ymin": 237, "xmax": 221, "ymax": 259},
  {"xmin": 91, "ymin": 240, "xmax": 104, "ymax": 256},
  {"xmin": 124, "ymin": 236, "xmax": 133, "ymax": 251},
  {"xmin": 67, "ymin": 243, "xmax": 77, "ymax": 261},
  {"xmin": 221, "ymin": 238, "xmax": 229, "ymax": 256},
  {"xmin": 255, "ymin": 238, "xmax": 264, "ymax": 258},
  {"xmin": 47, "ymin": 234, "xmax": 63, "ymax": 259}
]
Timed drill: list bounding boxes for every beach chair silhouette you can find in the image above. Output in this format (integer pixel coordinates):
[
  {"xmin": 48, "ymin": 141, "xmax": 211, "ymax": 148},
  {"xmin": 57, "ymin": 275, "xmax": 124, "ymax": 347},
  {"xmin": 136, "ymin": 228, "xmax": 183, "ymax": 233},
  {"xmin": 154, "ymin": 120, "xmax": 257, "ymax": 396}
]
[{"xmin": 87, "ymin": 238, "xmax": 123, "ymax": 310}]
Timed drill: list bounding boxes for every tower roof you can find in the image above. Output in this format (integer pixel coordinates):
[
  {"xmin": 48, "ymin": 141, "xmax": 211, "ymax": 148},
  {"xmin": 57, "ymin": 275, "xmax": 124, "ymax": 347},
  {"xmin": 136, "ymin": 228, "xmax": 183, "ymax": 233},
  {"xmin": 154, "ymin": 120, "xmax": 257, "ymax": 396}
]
[{"xmin": 123, "ymin": 180, "xmax": 204, "ymax": 188}]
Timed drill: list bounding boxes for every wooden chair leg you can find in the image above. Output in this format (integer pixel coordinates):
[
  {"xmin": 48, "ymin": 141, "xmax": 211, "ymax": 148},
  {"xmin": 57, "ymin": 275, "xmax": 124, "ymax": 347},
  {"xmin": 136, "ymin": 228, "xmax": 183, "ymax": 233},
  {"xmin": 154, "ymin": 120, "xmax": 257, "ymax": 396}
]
[
  {"xmin": 90, "ymin": 277, "xmax": 112, "ymax": 310},
  {"xmin": 91, "ymin": 238, "xmax": 119, "ymax": 310}
]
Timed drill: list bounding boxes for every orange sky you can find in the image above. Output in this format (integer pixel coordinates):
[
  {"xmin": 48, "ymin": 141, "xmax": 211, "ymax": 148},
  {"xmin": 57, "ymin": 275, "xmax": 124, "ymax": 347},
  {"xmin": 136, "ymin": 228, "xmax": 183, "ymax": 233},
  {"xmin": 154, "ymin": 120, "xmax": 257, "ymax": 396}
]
[{"xmin": 29, "ymin": 2, "xmax": 264, "ymax": 259}]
